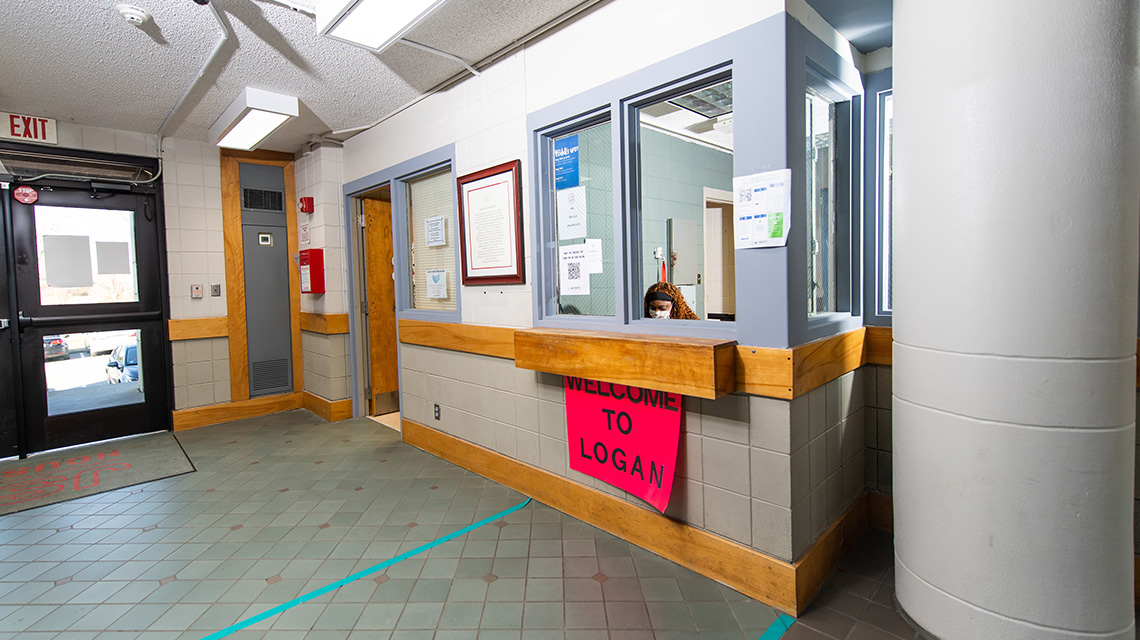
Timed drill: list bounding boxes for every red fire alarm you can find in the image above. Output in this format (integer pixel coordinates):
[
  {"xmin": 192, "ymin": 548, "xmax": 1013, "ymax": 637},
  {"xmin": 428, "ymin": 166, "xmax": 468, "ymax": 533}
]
[
  {"xmin": 299, "ymin": 197, "xmax": 314, "ymax": 213},
  {"xmin": 298, "ymin": 248, "xmax": 325, "ymax": 294}
]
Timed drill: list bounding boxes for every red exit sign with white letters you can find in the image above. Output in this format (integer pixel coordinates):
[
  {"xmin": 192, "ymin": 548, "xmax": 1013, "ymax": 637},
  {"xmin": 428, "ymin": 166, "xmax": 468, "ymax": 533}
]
[{"xmin": 1, "ymin": 112, "xmax": 57, "ymax": 144}]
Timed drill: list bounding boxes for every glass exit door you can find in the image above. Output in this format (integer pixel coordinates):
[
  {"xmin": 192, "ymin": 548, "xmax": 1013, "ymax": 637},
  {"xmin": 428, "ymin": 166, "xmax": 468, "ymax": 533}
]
[{"xmin": 2, "ymin": 176, "xmax": 171, "ymax": 456}]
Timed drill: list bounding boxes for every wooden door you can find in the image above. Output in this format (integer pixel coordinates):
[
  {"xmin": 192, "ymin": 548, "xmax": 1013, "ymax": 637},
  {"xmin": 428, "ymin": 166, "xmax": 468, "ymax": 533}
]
[{"xmin": 363, "ymin": 198, "xmax": 398, "ymax": 415}]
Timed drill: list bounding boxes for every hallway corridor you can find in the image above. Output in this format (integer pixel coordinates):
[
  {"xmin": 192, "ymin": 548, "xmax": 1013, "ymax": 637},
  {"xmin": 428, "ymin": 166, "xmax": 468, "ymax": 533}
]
[{"xmin": 0, "ymin": 412, "xmax": 912, "ymax": 639}]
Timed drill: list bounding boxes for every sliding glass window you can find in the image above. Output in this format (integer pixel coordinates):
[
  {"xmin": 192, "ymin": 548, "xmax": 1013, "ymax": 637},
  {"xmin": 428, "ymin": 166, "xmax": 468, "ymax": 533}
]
[
  {"xmin": 634, "ymin": 77, "xmax": 734, "ymax": 321},
  {"xmin": 551, "ymin": 122, "xmax": 615, "ymax": 317}
]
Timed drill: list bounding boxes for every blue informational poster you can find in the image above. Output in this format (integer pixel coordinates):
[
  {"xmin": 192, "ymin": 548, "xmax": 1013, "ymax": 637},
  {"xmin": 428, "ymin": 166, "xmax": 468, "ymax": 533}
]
[{"xmin": 554, "ymin": 135, "xmax": 579, "ymax": 190}]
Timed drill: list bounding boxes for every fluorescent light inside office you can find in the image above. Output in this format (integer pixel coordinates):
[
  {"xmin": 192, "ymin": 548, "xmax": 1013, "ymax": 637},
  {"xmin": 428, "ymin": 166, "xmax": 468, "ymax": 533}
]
[
  {"xmin": 217, "ymin": 110, "xmax": 291, "ymax": 150},
  {"xmin": 328, "ymin": 0, "xmax": 443, "ymax": 50}
]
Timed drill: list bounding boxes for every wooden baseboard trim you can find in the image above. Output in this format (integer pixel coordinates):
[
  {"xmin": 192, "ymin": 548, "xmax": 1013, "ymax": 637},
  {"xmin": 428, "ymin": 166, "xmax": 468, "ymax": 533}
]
[
  {"xmin": 172, "ymin": 392, "xmax": 303, "ymax": 431},
  {"xmin": 402, "ymin": 418, "xmax": 868, "ymax": 616},
  {"xmin": 794, "ymin": 494, "xmax": 869, "ymax": 608},
  {"xmin": 302, "ymin": 391, "xmax": 353, "ymax": 422},
  {"xmin": 168, "ymin": 317, "xmax": 229, "ymax": 341},
  {"xmin": 300, "ymin": 312, "xmax": 350, "ymax": 335},
  {"xmin": 868, "ymin": 491, "xmax": 893, "ymax": 533}
]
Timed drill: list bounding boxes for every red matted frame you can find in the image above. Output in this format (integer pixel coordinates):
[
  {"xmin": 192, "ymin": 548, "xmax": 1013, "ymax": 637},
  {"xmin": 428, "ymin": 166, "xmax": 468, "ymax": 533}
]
[{"xmin": 456, "ymin": 160, "xmax": 525, "ymax": 285}]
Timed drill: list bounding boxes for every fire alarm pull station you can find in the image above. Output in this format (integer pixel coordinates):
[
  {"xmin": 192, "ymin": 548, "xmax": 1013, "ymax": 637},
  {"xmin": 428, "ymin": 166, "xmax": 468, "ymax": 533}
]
[{"xmin": 298, "ymin": 248, "xmax": 324, "ymax": 294}]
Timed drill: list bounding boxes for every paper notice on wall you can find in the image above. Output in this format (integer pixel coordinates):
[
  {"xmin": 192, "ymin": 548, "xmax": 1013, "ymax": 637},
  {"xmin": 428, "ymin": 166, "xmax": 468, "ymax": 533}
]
[
  {"xmin": 426, "ymin": 269, "xmax": 448, "ymax": 299},
  {"xmin": 425, "ymin": 215, "xmax": 447, "ymax": 247},
  {"xmin": 556, "ymin": 185, "xmax": 587, "ymax": 239},
  {"xmin": 583, "ymin": 238, "xmax": 603, "ymax": 274},
  {"xmin": 733, "ymin": 168, "xmax": 792, "ymax": 249},
  {"xmin": 299, "ymin": 222, "xmax": 310, "ymax": 246},
  {"xmin": 559, "ymin": 243, "xmax": 590, "ymax": 295}
]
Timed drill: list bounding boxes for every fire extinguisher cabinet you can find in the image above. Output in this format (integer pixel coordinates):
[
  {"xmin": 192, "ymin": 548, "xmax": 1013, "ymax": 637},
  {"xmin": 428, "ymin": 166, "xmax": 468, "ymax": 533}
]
[{"xmin": 299, "ymin": 248, "xmax": 325, "ymax": 294}]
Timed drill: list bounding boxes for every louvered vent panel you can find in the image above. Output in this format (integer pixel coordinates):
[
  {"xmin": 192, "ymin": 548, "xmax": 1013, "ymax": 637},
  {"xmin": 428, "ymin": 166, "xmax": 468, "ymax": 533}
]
[
  {"xmin": 243, "ymin": 188, "xmax": 284, "ymax": 212},
  {"xmin": 250, "ymin": 358, "xmax": 289, "ymax": 393}
]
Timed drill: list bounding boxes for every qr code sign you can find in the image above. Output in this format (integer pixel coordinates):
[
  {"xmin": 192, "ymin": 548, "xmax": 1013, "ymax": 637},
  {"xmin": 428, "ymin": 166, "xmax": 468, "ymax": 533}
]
[
  {"xmin": 738, "ymin": 188, "xmax": 752, "ymax": 202},
  {"xmin": 567, "ymin": 262, "xmax": 581, "ymax": 280}
]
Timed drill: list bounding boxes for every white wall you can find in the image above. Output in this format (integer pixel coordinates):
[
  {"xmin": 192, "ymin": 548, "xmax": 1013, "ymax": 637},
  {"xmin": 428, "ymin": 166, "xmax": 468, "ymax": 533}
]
[
  {"xmin": 295, "ymin": 144, "xmax": 348, "ymax": 316},
  {"xmin": 342, "ymin": 0, "xmax": 857, "ymax": 327}
]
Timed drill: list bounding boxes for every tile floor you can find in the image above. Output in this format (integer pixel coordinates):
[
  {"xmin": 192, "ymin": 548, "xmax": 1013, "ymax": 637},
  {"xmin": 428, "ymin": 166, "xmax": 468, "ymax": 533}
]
[{"xmin": 0, "ymin": 410, "xmax": 919, "ymax": 640}]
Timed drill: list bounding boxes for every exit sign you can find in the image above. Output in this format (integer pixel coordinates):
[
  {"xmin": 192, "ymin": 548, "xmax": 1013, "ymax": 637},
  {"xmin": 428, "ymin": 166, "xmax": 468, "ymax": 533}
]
[{"xmin": 1, "ymin": 112, "xmax": 57, "ymax": 144}]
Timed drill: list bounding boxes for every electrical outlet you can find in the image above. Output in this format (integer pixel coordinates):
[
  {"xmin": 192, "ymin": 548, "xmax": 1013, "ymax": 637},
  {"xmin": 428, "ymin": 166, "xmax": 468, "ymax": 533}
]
[
  {"xmin": 211, "ymin": 284, "xmax": 221, "ymax": 297},
  {"xmin": 434, "ymin": 404, "xmax": 440, "ymax": 420}
]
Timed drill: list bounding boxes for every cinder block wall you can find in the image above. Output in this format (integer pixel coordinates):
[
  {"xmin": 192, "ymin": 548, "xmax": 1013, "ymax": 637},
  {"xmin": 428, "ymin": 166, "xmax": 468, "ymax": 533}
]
[
  {"xmin": 171, "ymin": 338, "xmax": 230, "ymax": 409},
  {"xmin": 399, "ymin": 344, "xmax": 867, "ymax": 562},
  {"xmin": 862, "ymin": 365, "xmax": 893, "ymax": 494},
  {"xmin": 296, "ymin": 144, "xmax": 351, "ymax": 402},
  {"xmin": 302, "ymin": 332, "xmax": 349, "ymax": 402}
]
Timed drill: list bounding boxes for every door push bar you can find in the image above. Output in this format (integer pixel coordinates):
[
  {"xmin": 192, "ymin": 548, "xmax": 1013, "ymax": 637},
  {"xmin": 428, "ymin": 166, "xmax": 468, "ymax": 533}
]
[{"xmin": 15, "ymin": 310, "xmax": 162, "ymax": 330}]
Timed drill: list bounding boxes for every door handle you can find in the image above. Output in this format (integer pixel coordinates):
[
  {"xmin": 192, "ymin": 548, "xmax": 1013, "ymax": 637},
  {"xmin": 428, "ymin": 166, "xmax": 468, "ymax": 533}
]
[{"xmin": 0, "ymin": 319, "xmax": 8, "ymax": 330}]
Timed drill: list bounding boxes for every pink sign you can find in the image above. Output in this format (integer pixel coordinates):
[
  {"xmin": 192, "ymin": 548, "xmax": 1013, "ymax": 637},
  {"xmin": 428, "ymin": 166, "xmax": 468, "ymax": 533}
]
[{"xmin": 564, "ymin": 376, "xmax": 683, "ymax": 512}]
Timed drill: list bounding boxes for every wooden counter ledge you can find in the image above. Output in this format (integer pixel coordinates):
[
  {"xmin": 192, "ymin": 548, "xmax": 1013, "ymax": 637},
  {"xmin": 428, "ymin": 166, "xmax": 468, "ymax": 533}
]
[{"xmin": 513, "ymin": 327, "xmax": 736, "ymax": 399}]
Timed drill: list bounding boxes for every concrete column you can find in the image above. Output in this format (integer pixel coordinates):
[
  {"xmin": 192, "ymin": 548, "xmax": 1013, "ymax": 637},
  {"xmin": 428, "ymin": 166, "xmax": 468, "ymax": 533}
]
[{"xmin": 893, "ymin": 2, "xmax": 1138, "ymax": 639}]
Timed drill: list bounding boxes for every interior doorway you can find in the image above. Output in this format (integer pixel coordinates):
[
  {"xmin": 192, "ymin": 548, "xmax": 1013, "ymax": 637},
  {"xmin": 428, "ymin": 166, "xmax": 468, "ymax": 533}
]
[
  {"xmin": 356, "ymin": 186, "xmax": 399, "ymax": 420},
  {"xmin": 703, "ymin": 187, "xmax": 735, "ymax": 321}
]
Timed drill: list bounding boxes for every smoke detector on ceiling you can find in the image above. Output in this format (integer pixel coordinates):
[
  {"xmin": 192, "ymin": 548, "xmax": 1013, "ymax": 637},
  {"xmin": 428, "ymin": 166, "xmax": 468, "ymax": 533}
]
[{"xmin": 115, "ymin": 4, "xmax": 152, "ymax": 26}]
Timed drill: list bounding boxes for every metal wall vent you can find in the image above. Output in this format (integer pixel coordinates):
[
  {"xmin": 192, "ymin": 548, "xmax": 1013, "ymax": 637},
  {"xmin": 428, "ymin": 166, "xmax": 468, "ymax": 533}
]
[
  {"xmin": 242, "ymin": 188, "xmax": 284, "ymax": 212},
  {"xmin": 250, "ymin": 358, "xmax": 289, "ymax": 393}
]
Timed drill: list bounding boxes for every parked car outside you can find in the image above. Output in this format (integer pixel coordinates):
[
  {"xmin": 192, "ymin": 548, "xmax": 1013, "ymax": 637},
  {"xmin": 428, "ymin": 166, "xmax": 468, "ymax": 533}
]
[
  {"xmin": 88, "ymin": 330, "xmax": 138, "ymax": 356},
  {"xmin": 43, "ymin": 335, "xmax": 69, "ymax": 361},
  {"xmin": 105, "ymin": 343, "xmax": 139, "ymax": 384},
  {"xmin": 62, "ymin": 333, "xmax": 89, "ymax": 353}
]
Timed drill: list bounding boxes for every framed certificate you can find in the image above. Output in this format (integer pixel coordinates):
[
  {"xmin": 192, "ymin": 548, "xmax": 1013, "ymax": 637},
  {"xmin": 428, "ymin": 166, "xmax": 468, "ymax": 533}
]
[{"xmin": 456, "ymin": 160, "xmax": 524, "ymax": 285}]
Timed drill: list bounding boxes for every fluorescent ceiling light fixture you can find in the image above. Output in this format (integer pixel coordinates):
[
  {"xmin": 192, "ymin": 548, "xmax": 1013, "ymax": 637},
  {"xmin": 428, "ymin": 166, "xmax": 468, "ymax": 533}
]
[
  {"xmin": 668, "ymin": 81, "xmax": 734, "ymax": 119},
  {"xmin": 316, "ymin": 0, "xmax": 450, "ymax": 53},
  {"xmin": 209, "ymin": 87, "xmax": 299, "ymax": 151}
]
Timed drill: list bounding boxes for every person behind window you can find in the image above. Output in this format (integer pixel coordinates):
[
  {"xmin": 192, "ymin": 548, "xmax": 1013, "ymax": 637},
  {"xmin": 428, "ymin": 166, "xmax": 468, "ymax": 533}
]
[{"xmin": 644, "ymin": 281, "xmax": 698, "ymax": 320}]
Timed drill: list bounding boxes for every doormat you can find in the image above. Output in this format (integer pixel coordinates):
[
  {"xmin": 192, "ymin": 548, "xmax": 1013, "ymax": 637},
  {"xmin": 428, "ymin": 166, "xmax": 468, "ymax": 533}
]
[{"xmin": 0, "ymin": 431, "xmax": 195, "ymax": 516}]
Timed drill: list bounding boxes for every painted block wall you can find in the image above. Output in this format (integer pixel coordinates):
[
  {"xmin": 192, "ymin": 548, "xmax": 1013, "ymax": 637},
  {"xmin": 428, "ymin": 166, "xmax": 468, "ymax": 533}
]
[
  {"xmin": 398, "ymin": 344, "xmax": 865, "ymax": 562},
  {"xmin": 295, "ymin": 144, "xmax": 348, "ymax": 316},
  {"xmin": 295, "ymin": 144, "xmax": 352, "ymax": 402},
  {"xmin": 302, "ymin": 332, "xmax": 350, "ymax": 402},
  {"xmin": 862, "ymin": 364, "xmax": 893, "ymax": 494},
  {"xmin": 172, "ymin": 338, "xmax": 230, "ymax": 410},
  {"xmin": 159, "ymin": 137, "xmax": 229, "ymax": 409}
]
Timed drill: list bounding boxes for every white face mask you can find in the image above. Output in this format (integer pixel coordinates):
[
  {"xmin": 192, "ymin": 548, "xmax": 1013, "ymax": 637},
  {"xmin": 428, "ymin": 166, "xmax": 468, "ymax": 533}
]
[{"xmin": 649, "ymin": 308, "xmax": 670, "ymax": 319}]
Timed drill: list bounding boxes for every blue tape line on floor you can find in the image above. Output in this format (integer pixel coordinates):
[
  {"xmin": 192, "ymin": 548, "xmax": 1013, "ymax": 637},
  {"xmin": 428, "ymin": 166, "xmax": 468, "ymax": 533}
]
[
  {"xmin": 201, "ymin": 497, "xmax": 533, "ymax": 639},
  {"xmin": 757, "ymin": 614, "xmax": 795, "ymax": 639}
]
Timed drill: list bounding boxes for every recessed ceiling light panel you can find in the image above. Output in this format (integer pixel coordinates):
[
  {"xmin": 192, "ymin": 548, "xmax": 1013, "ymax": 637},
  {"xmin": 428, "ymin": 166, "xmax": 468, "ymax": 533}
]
[
  {"xmin": 668, "ymin": 81, "xmax": 734, "ymax": 119},
  {"xmin": 316, "ymin": 0, "xmax": 451, "ymax": 53}
]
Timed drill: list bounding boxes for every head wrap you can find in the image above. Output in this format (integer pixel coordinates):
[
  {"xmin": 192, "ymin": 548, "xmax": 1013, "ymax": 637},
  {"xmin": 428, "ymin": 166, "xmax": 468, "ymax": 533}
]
[{"xmin": 643, "ymin": 281, "xmax": 698, "ymax": 320}]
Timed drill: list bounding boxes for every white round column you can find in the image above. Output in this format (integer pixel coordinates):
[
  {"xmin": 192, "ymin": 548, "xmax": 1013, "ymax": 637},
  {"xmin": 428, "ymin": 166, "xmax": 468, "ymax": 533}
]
[{"xmin": 893, "ymin": 2, "xmax": 1139, "ymax": 639}]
